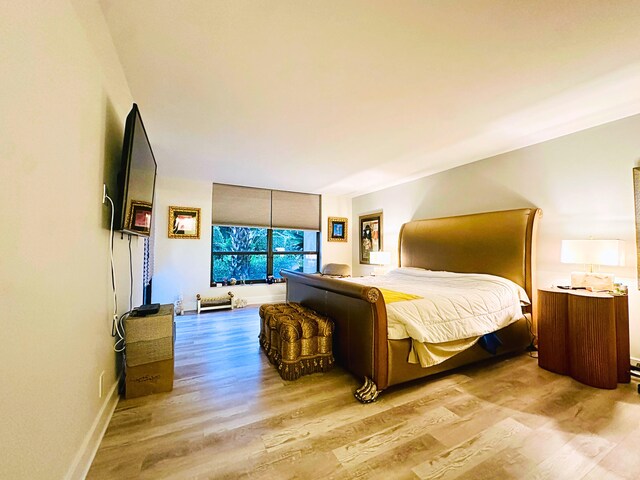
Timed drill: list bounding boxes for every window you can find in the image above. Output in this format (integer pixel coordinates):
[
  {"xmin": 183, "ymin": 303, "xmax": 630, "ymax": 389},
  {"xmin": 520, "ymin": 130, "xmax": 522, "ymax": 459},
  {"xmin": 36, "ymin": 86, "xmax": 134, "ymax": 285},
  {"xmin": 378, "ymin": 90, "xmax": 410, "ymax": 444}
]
[
  {"xmin": 211, "ymin": 226, "xmax": 319, "ymax": 285},
  {"xmin": 271, "ymin": 229, "xmax": 318, "ymax": 279},
  {"xmin": 210, "ymin": 183, "xmax": 321, "ymax": 285}
]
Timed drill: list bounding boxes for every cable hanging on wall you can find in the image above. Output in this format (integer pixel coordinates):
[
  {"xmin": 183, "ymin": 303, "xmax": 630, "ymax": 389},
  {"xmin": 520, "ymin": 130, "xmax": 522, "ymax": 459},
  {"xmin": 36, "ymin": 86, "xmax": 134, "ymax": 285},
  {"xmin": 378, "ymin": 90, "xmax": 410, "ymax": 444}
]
[{"xmin": 104, "ymin": 186, "xmax": 132, "ymax": 353}]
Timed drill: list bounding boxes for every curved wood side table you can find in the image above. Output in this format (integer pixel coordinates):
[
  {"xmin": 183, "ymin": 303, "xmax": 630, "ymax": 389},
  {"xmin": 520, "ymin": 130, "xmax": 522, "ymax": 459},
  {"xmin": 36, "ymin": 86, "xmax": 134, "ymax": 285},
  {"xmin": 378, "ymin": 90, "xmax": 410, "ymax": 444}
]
[{"xmin": 538, "ymin": 287, "xmax": 630, "ymax": 389}]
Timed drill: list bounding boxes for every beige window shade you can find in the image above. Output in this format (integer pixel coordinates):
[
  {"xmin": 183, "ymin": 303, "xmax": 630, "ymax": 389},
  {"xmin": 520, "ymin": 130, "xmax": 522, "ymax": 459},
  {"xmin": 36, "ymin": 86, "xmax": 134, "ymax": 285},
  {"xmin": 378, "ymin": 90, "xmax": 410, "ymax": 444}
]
[
  {"xmin": 212, "ymin": 184, "xmax": 272, "ymax": 227},
  {"xmin": 271, "ymin": 190, "xmax": 321, "ymax": 231}
]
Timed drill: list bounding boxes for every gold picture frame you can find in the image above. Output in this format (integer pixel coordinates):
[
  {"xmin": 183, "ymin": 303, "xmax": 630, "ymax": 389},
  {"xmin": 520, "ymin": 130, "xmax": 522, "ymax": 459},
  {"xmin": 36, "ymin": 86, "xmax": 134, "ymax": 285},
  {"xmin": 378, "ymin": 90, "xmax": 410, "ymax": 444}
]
[
  {"xmin": 125, "ymin": 200, "xmax": 152, "ymax": 236},
  {"xmin": 168, "ymin": 206, "xmax": 201, "ymax": 239},
  {"xmin": 328, "ymin": 217, "xmax": 348, "ymax": 242}
]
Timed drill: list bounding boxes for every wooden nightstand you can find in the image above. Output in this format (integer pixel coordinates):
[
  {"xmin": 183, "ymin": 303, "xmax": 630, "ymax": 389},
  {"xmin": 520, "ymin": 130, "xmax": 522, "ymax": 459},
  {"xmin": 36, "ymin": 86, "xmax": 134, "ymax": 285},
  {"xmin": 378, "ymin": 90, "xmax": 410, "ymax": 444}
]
[{"xmin": 538, "ymin": 287, "xmax": 630, "ymax": 389}]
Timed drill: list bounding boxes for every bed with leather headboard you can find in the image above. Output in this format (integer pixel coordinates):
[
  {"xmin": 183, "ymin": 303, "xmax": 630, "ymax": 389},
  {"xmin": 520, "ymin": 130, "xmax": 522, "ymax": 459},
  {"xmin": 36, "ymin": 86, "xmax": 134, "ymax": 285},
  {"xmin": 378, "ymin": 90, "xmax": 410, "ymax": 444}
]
[{"xmin": 281, "ymin": 207, "xmax": 541, "ymax": 402}]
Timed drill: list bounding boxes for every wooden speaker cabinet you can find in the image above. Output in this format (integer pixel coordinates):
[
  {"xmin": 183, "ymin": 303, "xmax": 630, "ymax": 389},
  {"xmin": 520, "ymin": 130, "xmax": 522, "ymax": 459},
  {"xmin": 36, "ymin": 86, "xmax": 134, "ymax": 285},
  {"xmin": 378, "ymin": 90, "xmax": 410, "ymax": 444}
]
[{"xmin": 538, "ymin": 287, "xmax": 630, "ymax": 389}]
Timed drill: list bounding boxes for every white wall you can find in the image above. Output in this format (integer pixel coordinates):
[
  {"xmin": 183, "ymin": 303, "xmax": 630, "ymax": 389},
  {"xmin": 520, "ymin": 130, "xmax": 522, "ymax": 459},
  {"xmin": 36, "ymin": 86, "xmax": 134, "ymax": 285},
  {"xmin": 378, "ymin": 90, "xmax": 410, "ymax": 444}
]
[
  {"xmin": 152, "ymin": 176, "xmax": 248, "ymax": 311},
  {"xmin": 321, "ymin": 194, "xmax": 353, "ymax": 270},
  {"xmin": 353, "ymin": 113, "xmax": 640, "ymax": 361},
  {"xmin": 153, "ymin": 176, "xmax": 353, "ymax": 311},
  {"xmin": 0, "ymin": 1, "xmax": 138, "ymax": 478}
]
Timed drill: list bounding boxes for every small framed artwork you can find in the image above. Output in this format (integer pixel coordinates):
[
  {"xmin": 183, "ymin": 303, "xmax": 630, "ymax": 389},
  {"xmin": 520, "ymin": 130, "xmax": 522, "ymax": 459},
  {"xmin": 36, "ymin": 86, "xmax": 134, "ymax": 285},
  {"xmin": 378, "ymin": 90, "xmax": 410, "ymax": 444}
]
[
  {"xmin": 328, "ymin": 217, "xmax": 348, "ymax": 242},
  {"xmin": 126, "ymin": 200, "xmax": 152, "ymax": 235},
  {"xmin": 359, "ymin": 212, "xmax": 383, "ymax": 264},
  {"xmin": 168, "ymin": 206, "xmax": 201, "ymax": 239}
]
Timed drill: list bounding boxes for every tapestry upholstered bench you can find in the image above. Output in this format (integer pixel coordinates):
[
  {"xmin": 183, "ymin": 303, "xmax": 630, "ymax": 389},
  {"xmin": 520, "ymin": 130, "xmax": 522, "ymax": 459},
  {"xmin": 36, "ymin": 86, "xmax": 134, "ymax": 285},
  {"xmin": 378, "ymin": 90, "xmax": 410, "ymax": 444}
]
[{"xmin": 259, "ymin": 303, "xmax": 334, "ymax": 380}]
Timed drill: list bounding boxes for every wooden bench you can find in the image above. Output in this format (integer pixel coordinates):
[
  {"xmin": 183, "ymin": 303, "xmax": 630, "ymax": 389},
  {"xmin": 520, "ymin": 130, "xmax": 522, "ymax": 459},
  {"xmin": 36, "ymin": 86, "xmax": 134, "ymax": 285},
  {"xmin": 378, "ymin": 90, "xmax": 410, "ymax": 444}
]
[{"xmin": 196, "ymin": 292, "xmax": 234, "ymax": 313}]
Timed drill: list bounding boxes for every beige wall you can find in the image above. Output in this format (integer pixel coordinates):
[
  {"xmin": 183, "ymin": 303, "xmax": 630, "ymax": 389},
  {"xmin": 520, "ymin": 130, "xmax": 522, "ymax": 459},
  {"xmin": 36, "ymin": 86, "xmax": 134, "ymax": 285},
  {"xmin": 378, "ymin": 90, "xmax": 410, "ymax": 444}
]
[
  {"xmin": 152, "ymin": 176, "xmax": 352, "ymax": 310},
  {"xmin": 0, "ymin": 1, "xmax": 137, "ymax": 478},
  {"xmin": 321, "ymin": 194, "xmax": 353, "ymax": 270},
  {"xmin": 353, "ymin": 113, "xmax": 640, "ymax": 361}
]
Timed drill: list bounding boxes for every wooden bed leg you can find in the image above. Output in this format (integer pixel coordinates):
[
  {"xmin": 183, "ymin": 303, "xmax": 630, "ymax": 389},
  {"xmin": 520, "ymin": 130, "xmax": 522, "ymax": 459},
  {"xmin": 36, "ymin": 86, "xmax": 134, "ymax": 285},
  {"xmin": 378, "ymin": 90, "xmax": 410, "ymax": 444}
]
[{"xmin": 354, "ymin": 376, "xmax": 380, "ymax": 403}]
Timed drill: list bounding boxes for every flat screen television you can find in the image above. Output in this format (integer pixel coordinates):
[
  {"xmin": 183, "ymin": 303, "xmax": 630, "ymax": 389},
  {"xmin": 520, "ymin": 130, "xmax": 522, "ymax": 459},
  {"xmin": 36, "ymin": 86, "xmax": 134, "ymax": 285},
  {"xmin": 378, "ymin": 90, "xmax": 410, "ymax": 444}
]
[{"xmin": 115, "ymin": 103, "xmax": 157, "ymax": 237}]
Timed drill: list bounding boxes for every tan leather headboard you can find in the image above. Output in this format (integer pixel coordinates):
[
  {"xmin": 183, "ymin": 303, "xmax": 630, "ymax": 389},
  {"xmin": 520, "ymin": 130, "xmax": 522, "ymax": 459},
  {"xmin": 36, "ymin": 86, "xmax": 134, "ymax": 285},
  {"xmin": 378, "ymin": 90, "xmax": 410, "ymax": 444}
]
[{"xmin": 398, "ymin": 208, "xmax": 541, "ymax": 301}]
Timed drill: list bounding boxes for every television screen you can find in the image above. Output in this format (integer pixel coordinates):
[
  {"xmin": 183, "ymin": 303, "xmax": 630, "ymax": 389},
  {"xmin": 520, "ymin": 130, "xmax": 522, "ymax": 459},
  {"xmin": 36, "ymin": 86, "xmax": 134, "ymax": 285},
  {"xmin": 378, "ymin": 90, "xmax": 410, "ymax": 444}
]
[{"xmin": 115, "ymin": 104, "xmax": 157, "ymax": 236}]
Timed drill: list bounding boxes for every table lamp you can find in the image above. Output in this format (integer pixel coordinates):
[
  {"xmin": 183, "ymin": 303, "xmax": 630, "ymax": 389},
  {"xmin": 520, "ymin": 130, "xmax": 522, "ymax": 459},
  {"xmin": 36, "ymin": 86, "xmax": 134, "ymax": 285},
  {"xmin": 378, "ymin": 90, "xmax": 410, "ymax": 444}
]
[
  {"xmin": 369, "ymin": 251, "xmax": 391, "ymax": 276},
  {"xmin": 560, "ymin": 239, "xmax": 625, "ymax": 290}
]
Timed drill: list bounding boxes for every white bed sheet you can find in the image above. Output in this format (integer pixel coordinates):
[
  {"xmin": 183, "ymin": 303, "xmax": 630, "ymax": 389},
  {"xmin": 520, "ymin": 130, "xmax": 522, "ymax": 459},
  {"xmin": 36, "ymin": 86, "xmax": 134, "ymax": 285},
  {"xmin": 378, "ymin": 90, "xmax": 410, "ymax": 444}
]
[{"xmin": 346, "ymin": 268, "xmax": 529, "ymax": 366}]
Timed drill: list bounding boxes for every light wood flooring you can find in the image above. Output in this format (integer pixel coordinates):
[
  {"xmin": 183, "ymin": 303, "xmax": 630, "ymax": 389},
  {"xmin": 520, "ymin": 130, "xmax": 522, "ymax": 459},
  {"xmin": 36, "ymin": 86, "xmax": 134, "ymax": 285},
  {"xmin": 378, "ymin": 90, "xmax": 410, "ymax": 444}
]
[{"xmin": 88, "ymin": 307, "xmax": 640, "ymax": 479}]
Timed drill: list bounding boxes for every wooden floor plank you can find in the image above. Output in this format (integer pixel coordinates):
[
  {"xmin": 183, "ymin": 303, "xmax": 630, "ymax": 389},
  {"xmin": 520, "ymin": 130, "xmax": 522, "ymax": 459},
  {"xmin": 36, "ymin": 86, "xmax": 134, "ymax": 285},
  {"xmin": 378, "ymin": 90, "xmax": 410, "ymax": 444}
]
[
  {"xmin": 87, "ymin": 307, "xmax": 640, "ymax": 479},
  {"xmin": 411, "ymin": 417, "xmax": 531, "ymax": 480},
  {"xmin": 521, "ymin": 433, "xmax": 616, "ymax": 480},
  {"xmin": 333, "ymin": 406, "xmax": 458, "ymax": 468}
]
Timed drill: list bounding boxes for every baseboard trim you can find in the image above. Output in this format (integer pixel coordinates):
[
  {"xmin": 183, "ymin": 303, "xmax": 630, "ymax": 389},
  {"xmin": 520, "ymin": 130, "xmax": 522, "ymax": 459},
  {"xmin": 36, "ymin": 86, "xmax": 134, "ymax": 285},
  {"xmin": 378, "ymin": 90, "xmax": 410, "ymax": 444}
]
[{"xmin": 65, "ymin": 378, "xmax": 120, "ymax": 480}]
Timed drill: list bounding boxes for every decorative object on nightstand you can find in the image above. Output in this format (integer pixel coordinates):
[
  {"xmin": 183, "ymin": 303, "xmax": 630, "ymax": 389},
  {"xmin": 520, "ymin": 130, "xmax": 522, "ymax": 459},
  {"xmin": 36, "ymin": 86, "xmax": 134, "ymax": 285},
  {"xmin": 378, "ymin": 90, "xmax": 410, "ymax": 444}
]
[
  {"xmin": 560, "ymin": 239, "xmax": 625, "ymax": 290},
  {"xmin": 538, "ymin": 287, "xmax": 630, "ymax": 389}
]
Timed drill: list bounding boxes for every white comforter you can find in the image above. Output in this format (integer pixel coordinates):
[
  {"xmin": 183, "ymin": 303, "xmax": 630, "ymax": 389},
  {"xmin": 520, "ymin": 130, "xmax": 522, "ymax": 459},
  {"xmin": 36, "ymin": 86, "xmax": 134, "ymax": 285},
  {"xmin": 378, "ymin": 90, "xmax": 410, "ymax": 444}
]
[{"xmin": 346, "ymin": 268, "xmax": 529, "ymax": 344}]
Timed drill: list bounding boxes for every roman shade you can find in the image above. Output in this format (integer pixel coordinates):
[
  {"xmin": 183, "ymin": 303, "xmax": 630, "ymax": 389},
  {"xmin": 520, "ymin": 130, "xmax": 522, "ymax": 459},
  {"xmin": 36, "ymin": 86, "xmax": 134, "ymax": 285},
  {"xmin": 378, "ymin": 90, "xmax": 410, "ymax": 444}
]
[
  {"xmin": 271, "ymin": 190, "xmax": 321, "ymax": 231},
  {"xmin": 212, "ymin": 184, "xmax": 272, "ymax": 227},
  {"xmin": 212, "ymin": 183, "xmax": 321, "ymax": 231}
]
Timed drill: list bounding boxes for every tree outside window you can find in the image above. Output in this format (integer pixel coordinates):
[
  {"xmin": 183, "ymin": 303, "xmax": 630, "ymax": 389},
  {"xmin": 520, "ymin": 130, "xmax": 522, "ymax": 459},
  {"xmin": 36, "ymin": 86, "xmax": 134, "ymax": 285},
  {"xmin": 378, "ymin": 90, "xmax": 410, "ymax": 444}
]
[{"xmin": 211, "ymin": 226, "xmax": 318, "ymax": 285}]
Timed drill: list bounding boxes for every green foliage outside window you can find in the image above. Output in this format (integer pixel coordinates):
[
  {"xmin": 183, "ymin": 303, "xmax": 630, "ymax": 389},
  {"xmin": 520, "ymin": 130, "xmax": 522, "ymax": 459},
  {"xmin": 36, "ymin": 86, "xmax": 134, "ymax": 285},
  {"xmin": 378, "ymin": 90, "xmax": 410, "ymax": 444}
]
[
  {"xmin": 211, "ymin": 226, "xmax": 318, "ymax": 284},
  {"xmin": 212, "ymin": 253, "xmax": 267, "ymax": 283}
]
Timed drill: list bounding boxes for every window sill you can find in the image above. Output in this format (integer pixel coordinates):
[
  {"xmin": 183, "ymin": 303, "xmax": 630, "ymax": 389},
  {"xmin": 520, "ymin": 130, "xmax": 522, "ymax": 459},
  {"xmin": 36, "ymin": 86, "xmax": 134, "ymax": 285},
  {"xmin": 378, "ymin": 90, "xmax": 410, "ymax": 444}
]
[{"xmin": 211, "ymin": 281, "xmax": 286, "ymax": 288}]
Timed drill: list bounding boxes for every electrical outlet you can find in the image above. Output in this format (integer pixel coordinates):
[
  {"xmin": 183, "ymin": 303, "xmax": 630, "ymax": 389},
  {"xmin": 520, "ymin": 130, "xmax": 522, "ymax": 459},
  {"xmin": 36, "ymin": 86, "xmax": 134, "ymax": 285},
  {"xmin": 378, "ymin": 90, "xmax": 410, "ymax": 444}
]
[
  {"xmin": 102, "ymin": 184, "xmax": 107, "ymax": 204},
  {"xmin": 99, "ymin": 371, "xmax": 105, "ymax": 398}
]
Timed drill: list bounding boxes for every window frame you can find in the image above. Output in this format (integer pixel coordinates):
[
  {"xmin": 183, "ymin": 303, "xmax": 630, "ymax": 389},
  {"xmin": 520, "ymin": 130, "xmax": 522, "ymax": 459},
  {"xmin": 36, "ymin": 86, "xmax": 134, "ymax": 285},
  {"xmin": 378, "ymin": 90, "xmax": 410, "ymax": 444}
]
[{"xmin": 210, "ymin": 226, "xmax": 320, "ymax": 286}]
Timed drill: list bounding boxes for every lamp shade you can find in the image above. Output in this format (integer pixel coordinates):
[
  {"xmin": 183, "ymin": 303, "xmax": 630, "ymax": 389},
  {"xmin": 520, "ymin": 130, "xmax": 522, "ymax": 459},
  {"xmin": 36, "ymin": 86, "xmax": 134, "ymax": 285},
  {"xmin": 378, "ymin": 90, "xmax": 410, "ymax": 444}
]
[
  {"xmin": 369, "ymin": 251, "xmax": 391, "ymax": 266},
  {"xmin": 560, "ymin": 239, "xmax": 625, "ymax": 267}
]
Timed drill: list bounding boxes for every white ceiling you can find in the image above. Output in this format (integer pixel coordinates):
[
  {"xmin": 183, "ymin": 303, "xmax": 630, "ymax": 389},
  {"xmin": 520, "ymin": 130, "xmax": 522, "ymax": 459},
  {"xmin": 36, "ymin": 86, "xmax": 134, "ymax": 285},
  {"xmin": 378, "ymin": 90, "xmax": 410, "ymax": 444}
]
[{"xmin": 100, "ymin": 0, "xmax": 640, "ymax": 196}]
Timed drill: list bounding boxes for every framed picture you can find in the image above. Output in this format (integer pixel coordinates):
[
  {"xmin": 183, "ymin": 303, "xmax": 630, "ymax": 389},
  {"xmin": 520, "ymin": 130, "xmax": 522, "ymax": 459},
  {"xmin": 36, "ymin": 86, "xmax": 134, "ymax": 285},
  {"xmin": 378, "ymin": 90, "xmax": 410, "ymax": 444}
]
[
  {"xmin": 168, "ymin": 206, "xmax": 201, "ymax": 239},
  {"xmin": 359, "ymin": 212, "xmax": 383, "ymax": 264},
  {"xmin": 328, "ymin": 217, "xmax": 348, "ymax": 242},
  {"xmin": 634, "ymin": 168, "xmax": 640, "ymax": 288},
  {"xmin": 126, "ymin": 200, "xmax": 152, "ymax": 235}
]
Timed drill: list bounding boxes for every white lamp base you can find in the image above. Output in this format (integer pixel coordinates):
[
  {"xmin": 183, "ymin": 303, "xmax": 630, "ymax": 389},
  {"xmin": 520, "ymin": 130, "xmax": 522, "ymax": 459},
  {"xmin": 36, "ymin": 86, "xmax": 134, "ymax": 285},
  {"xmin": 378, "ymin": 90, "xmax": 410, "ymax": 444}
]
[
  {"xmin": 570, "ymin": 271, "xmax": 614, "ymax": 291},
  {"xmin": 372, "ymin": 267, "xmax": 388, "ymax": 276}
]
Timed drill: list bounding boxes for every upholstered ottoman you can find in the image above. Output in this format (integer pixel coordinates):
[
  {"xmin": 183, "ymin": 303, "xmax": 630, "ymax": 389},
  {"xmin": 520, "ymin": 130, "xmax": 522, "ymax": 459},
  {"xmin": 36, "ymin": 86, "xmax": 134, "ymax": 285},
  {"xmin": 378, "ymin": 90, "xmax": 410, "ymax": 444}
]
[{"xmin": 259, "ymin": 303, "xmax": 334, "ymax": 380}]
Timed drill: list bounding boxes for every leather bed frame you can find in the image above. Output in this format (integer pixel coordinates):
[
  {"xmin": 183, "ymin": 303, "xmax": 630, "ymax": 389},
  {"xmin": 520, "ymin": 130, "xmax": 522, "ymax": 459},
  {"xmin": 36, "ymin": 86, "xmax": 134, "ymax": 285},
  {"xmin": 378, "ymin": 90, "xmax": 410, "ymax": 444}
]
[{"xmin": 282, "ymin": 207, "xmax": 542, "ymax": 402}]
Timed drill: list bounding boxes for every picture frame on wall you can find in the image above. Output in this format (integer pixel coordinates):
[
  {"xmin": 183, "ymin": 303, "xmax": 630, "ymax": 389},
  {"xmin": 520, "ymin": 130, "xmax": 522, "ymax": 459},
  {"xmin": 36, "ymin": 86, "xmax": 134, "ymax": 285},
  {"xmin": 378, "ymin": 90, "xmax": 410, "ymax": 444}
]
[
  {"xmin": 328, "ymin": 217, "xmax": 348, "ymax": 242},
  {"xmin": 126, "ymin": 200, "xmax": 152, "ymax": 235},
  {"xmin": 634, "ymin": 168, "xmax": 640, "ymax": 288},
  {"xmin": 359, "ymin": 212, "xmax": 382, "ymax": 264},
  {"xmin": 168, "ymin": 206, "xmax": 201, "ymax": 239}
]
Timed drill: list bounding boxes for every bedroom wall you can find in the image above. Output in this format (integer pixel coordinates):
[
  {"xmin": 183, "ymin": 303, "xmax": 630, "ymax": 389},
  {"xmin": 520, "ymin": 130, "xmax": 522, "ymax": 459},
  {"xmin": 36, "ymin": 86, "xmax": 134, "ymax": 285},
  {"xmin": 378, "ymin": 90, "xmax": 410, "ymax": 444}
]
[
  {"xmin": 352, "ymin": 113, "xmax": 640, "ymax": 362},
  {"xmin": 321, "ymin": 194, "xmax": 353, "ymax": 269},
  {"xmin": 0, "ymin": 2, "xmax": 138, "ymax": 479},
  {"xmin": 152, "ymin": 176, "xmax": 352, "ymax": 311}
]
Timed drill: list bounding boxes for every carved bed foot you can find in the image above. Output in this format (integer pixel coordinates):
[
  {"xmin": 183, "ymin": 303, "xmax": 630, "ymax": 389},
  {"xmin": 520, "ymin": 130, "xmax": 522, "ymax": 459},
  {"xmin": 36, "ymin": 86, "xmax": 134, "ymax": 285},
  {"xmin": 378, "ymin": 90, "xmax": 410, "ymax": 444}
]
[{"xmin": 354, "ymin": 376, "xmax": 380, "ymax": 403}]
